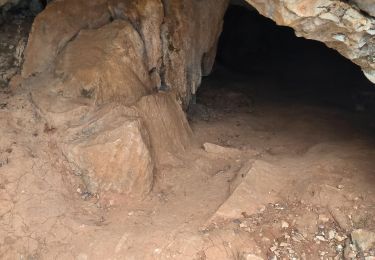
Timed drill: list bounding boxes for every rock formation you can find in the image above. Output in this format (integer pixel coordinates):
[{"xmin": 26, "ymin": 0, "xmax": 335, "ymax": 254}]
[{"xmin": 19, "ymin": 0, "xmax": 375, "ymax": 197}]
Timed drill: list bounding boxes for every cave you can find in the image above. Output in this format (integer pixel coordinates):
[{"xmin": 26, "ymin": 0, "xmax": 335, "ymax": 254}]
[
  {"xmin": 1, "ymin": 0, "xmax": 375, "ymax": 259},
  {"xmin": 195, "ymin": 3, "xmax": 375, "ymax": 114}
]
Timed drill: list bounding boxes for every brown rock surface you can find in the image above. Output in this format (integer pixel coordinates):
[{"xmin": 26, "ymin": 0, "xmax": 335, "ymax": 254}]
[
  {"xmin": 55, "ymin": 20, "xmax": 153, "ymax": 105},
  {"xmin": 63, "ymin": 104, "xmax": 154, "ymax": 196},
  {"xmin": 135, "ymin": 93, "xmax": 192, "ymax": 163},
  {"xmin": 22, "ymin": 0, "xmax": 111, "ymax": 77}
]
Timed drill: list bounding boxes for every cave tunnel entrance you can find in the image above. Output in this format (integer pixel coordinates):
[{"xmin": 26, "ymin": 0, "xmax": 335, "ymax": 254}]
[{"xmin": 193, "ymin": 0, "xmax": 375, "ymax": 117}]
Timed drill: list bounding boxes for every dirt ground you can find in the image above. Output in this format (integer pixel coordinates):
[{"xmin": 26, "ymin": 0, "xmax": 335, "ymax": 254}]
[{"xmin": 1, "ymin": 15, "xmax": 375, "ymax": 260}]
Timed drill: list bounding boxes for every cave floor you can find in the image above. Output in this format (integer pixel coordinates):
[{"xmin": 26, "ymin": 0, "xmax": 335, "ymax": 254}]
[{"xmin": 1, "ymin": 65, "xmax": 375, "ymax": 259}]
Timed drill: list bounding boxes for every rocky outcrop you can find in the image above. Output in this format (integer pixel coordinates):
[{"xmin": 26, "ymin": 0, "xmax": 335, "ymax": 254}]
[
  {"xmin": 22, "ymin": 0, "xmax": 228, "ymax": 105},
  {"xmin": 22, "ymin": 0, "xmax": 111, "ymax": 77},
  {"xmin": 244, "ymin": 0, "xmax": 375, "ymax": 83},
  {"xmin": 63, "ymin": 104, "xmax": 154, "ymax": 196},
  {"xmin": 55, "ymin": 20, "xmax": 153, "ymax": 105},
  {"xmin": 19, "ymin": 0, "xmax": 375, "ymax": 197},
  {"xmin": 352, "ymin": 0, "xmax": 375, "ymax": 17}
]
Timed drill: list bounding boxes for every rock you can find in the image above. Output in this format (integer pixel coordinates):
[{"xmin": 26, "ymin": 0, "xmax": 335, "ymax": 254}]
[
  {"xmin": 108, "ymin": 0, "xmax": 164, "ymax": 87},
  {"xmin": 352, "ymin": 0, "xmax": 375, "ymax": 16},
  {"xmin": 243, "ymin": 254, "xmax": 264, "ymax": 260},
  {"xmin": 63, "ymin": 105, "xmax": 154, "ymax": 197},
  {"xmin": 208, "ymin": 160, "xmax": 286, "ymax": 223},
  {"xmin": 281, "ymin": 221, "xmax": 289, "ymax": 228},
  {"xmin": 30, "ymin": 78, "xmax": 93, "ymax": 129},
  {"xmin": 351, "ymin": 229, "xmax": 375, "ymax": 252},
  {"xmin": 329, "ymin": 207, "xmax": 352, "ymax": 232},
  {"xmin": 22, "ymin": 0, "xmax": 111, "ymax": 77},
  {"xmin": 295, "ymin": 211, "xmax": 318, "ymax": 237},
  {"xmin": 318, "ymin": 214, "xmax": 330, "ymax": 223},
  {"xmin": 328, "ymin": 230, "xmax": 336, "ymax": 240},
  {"xmin": 135, "ymin": 93, "xmax": 192, "ymax": 163},
  {"xmin": 55, "ymin": 20, "xmax": 153, "ymax": 105},
  {"xmin": 203, "ymin": 143, "xmax": 241, "ymax": 156}
]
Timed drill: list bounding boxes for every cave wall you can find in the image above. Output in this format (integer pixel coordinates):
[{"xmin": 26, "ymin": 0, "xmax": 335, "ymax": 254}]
[
  {"xmin": 21, "ymin": 0, "xmax": 375, "ymax": 104},
  {"xmin": 21, "ymin": 0, "xmax": 229, "ymax": 107}
]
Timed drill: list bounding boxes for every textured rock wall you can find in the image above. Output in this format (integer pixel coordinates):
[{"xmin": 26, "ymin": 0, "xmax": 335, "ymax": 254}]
[
  {"xmin": 22, "ymin": 0, "xmax": 229, "ymax": 106},
  {"xmin": 243, "ymin": 0, "xmax": 375, "ymax": 83}
]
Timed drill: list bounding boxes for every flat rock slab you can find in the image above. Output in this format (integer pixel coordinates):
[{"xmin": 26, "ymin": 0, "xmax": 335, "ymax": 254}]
[
  {"xmin": 203, "ymin": 142, "xmax": 242, "ymax": 157},
  {"xmin": 208, "ymin": 160, "xmax": 286, "ymax": 224}
]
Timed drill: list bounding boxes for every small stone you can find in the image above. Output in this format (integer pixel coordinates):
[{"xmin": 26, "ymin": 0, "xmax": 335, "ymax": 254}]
[
  {"xmin": 337, "ymin": 184, "xmax": 344, "ymax": 189},
  {"xmin": 335, "ymin": 233, "xmax": 347, "ymax": 242},
  {"xmin": 316, "ymin": 235, "xmax": 326, "ymax": 242},
  {"xmin": 240, "ymin": 222, "xmax": 248, "ymax": 228},
  {"xmin": 281, "ymin": 221, "xmax": 289, "ymax": 228},
  {"xmin": 270, "ymin": 246, "xmax": 278, "ymax": 252},
  {"xmin": 279, "ymin": 242, "xmax": 289, "ymax": 247},
  {"xmin": 319, "ymin": 214, "xmax": 330, "ymax": 223},
  {"xmin": 328, "ymin": 230, "xmax": 336, "ymax": 240},
  {"xmin": 244, "ymin": 254, "xmax": 263, "ymax": 260}
]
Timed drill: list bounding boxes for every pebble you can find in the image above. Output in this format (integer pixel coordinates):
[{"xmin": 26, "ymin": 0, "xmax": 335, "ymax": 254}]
[
  {"xmin": 281, "ymin": 220, "xmax": 289, "ymax": 228},
  {"xmin": 335, "ymin": 233, "xmax": 347, "ymax": 242},
  {"xmin": 319, "ymin": 214, "xmax": 330, "ymax": 223},
  {"xmin": 337, "ymin": 184, "xmax": 344, "ymax": 189},
  {"xmin": 316, "ymin": 235, "xmax": 326, "ymax": 242},
  {"xmin": 328, "ymin": 230, "xmax": 336, "ymax": 240}
]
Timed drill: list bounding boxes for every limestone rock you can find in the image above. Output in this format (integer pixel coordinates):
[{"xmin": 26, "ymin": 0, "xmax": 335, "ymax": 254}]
[
  {"xmin": 209, "ymin": 160, "xmax": 285, "ymax": 223},
  {"xmin": 352, "ymin": 0, "xmax": 375, "ymax": 17},
  {"xmin": 108, "ymin": 0, "xmax": 164, "ymax": 87},
  {"xmin": 161, "ymin": 0, "xmax": 228, "ymax": 105},
  {"xmin": 135, "ymin": 93, "xmax": 192, "ymax": 163},
  {"xmin": 22, "ymin": 0, "xmax": 111, "ymax": 77},
  {"xmin": 351, "ymin": 229, "xmax": 375, "ymax": 252},
  {"xmin": 55, "ymin": 20, "xmax": 153, "ymax": 105},
  {"xmin": 63, "ymin": 105, "xmax": 154, "ymax": 197}
]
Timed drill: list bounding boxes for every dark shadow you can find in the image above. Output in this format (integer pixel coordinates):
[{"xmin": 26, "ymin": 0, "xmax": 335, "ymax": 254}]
[{"xmin": 200, "ymin": 3, "xmax": 375, "ymax": 112}]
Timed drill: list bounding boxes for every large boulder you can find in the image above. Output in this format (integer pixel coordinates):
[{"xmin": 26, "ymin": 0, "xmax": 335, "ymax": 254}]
[
  {"xmin": 63, "ymin": 104, "xmax": 154, "ymax": 196},
  {"xmin": 22, "ymin": 0, "xmax": 111, "ymax": 77},
  {"xmin": 55, "ymin": 20, "xmax": 153, "ymax": 105}
]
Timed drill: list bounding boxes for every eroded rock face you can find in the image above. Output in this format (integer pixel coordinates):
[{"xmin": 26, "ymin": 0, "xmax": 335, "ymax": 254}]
[
  {"xmin": 55, "ymin": 20, "xmax": 153, "ymax": 105},
  {"xmin": 63, "ymin": 104, "xmax": 154, "ymax": 196},
  {"xmin": 22, "ymin": 0, "xmax": 111, "ymax": 77},
  {"xmin": 22, "ymin": 0, "xmax": 229, "ymax": 105},
  {"xmin": 136, "ymin": 93, "xmax": 193, "ymax": 162},
  {"xmin": 352, "ymin": 0, "xmax": 375, "ymax": 17}
]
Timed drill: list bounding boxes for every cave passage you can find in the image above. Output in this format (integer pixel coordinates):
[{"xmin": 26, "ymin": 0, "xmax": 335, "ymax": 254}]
[{"xmin": 197, "ymin": 1, "xmax": 375, "ymax": 114}]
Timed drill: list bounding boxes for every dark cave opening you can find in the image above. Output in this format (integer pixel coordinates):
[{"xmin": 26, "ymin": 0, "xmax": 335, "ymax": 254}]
[{"xmin": 196, "ymin": 1, "xmax": 375, "ymax": 115}]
